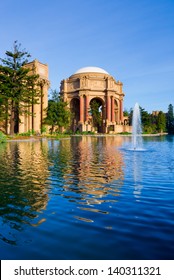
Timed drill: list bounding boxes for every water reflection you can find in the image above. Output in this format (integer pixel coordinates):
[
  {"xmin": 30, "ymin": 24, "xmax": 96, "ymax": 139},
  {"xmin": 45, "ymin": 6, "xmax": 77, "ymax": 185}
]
[
  {"xmin": 0, "ymin": 140, "xmax": 50, "ymax": 244},
  {"xmin": 48, "ymin": 136, "xmax": 124, "ymax": 205},
  {"xmin": 132, "ymin": 152, "xmax": 143, "ymax": 199},
  {"xmin": 0, "ymin": 136, "xmax": 125, "ymax": 244},
  {"xmin": 1, "ymin": 136, "xmax": 174, "ymax": 259}
]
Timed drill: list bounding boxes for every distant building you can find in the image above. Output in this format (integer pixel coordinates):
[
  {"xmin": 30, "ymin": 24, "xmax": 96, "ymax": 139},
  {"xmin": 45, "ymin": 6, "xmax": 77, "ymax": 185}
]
[
  {"xmin": 152, "ymin": 111, "xmax": 160, "ymax": 116},
  {"xmin": 60, "ymin": 66, "xmax": 131, "ymax": 133}
]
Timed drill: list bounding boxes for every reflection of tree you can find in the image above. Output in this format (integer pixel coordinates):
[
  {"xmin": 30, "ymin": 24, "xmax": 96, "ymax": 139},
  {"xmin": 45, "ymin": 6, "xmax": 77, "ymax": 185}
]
[
  {"xmin": 47, "ymin": 139, "xmax": 72, "ymax": 178},
  {"xmin": 0, "ymin": 140, "xmax": 50, "ymax": 244}
]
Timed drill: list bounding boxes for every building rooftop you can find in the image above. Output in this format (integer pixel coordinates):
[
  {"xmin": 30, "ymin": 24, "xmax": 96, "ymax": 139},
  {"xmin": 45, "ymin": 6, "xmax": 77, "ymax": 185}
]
[{"xmin": 74, "ymin": 66, "xmax": 109, "ymax": 75}]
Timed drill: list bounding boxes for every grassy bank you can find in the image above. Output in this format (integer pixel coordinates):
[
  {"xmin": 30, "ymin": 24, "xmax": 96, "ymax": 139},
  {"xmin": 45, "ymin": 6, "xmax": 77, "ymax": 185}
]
[
  {"xmin": 0, "ymin": 131, "xmax": 7, "ymax": 143},
  {"xmin": 4, "ymin": 131, "xmax": 168, "ymax": 142}
]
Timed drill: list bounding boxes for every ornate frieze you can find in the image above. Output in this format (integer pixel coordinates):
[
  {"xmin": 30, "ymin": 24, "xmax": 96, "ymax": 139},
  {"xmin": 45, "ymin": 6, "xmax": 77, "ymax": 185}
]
[
  {"xmin": 89, "ymin": 80, "xmax": 106, "ymax": 89},
  {"xmin": 67, "ymin": 80, "xmax": 80, "ymax": 90}
]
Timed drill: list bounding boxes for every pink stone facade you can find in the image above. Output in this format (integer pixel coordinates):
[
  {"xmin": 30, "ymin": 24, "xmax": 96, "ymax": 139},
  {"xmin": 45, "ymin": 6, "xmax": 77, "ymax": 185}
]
[
  {"xmin": 18, "ymin": 60, "xmax": 49, "ymax": 134},
  {"xmin": 60, "ymin": 68, "xmax": 131, "ymax": 133}
]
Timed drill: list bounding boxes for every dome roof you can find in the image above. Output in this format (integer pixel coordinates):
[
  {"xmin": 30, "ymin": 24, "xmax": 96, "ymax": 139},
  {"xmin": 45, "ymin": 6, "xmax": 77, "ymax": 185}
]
[{"xmin": 74, "ymin": 66, "xmax": 109, "ymax": 75}]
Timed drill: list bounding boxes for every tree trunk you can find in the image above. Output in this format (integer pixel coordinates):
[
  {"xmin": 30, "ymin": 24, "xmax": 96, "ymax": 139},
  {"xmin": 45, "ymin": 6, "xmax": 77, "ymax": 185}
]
[
  {"xmin": 51, "ymin": 125, "xmax": 54, "ymax": 134},
  {"xmin": 14, "ymin": 102, "xmax": 19, "ymax": 134},
  {"xmin": 5, "ymin": 99, "xmax": 9, "ymax": 134},
  {"xmin": 10, "ymin": 101, "xmax": 15, "ymax": 135}
]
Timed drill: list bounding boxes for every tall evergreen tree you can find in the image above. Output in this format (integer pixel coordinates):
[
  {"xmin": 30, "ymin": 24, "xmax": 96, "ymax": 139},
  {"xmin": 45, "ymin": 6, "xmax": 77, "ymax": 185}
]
[
  {"xmin": 0, "ymin": 41, "xmax": 40, "ymax": 134},
  {"xmin": 0, "ymin": 96, "xmax": 5, "ymax": 122},
  {"xmin": 156, "ymin": 111, "xmax": 166, "ymax": 133},
  {"xmin": 166, "ymin": 104, "xmax": 174, "ymax": 134},
  {"xmin": 140, "ymin": 107, "xmax": 151, "ymax": 132}
]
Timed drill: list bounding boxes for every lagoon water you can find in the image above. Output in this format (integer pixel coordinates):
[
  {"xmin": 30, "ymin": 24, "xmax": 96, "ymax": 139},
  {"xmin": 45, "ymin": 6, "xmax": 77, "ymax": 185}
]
[{"xmin": 0, "ymin": 136, "xmax": 174, "ymax": 260}]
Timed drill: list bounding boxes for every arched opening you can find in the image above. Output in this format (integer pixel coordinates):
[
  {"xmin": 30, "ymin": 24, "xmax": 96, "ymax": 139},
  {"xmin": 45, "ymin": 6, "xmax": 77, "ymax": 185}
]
[
  {"xmin": 70, "ymin": 98, "xmax": 80, "ymax": 132},
  {"xmin": 114, "ymin": 100, "xmax": 119, "ymax": 123},
  {"xmin": 90, "ymin": 98, "xmax": 104, "ymax": 133}
]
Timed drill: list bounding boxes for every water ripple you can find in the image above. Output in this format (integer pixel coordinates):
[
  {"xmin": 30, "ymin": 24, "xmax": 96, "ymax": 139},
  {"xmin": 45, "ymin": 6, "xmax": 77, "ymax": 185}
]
[{"xmin": 0, "ymin": 136, "xmax": 174, "ymax": 259}]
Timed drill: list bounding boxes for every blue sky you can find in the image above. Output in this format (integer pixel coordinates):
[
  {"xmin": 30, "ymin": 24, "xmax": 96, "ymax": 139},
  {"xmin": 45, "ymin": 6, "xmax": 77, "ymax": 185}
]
[{"xmin": 0, "ymin": 0, "xmax": 174, "ymax": 112}]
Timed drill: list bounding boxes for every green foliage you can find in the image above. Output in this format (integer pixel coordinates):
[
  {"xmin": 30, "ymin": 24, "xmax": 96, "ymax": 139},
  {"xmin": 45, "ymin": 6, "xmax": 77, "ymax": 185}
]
[
  {"xmin": 123, "ymin": 110, "xmax": 129, "ymax": 117},
  {"xmin": 119, "ymin": 131, "xmax": 131, "ymax": 135},
  {"xmin": 90, "ymin": 100, "xmax": 102, "ymax": 127},
  {"xmin": 0, "ymin": 131, "xmax": 7, "ymax": 143},
  {"xmin": 82, "ymin": 131, "xmax": 95, "ymax": 135},
  {"xmin": 45, "ymin": 132, "xmax": 71, "ymax": 139},
  {"xmin": 141, "ymin": 107, "xmax": 151, "ymax": 128},
  {"xmin": 156, "ymin": 111, "xmax": 166, "ymax": 133},
  {"xmin": 64, "ymin": 129, "xmax": 73, "ymax": 135},
  {"xmin": 44, "ymin": 89, "xmax": 71, "ymax": 133},
  {"xmin": 0, "ymin": 96, "xmax": 6, "ymax": 122},
  {"xmin": 41, "ymin": 125, "xmax": 47, "ymax": 134},
  {"xmin": 18, "ymin": 129, "xmax": 35, "ymax": 136},
  {"xmin": 166, "ymin": 104, "xmax": 174, "ymax": 134},
  {"xmin": 129, "ymin": 105, "xmax": 167, "ymax": 134},
  {"xmin": 75, "ymin": 130, "xmax": 95, "ymax": 135},
  {"xmin": 0, "ymin": 41, "xmax": 40, "ymax": 135}
]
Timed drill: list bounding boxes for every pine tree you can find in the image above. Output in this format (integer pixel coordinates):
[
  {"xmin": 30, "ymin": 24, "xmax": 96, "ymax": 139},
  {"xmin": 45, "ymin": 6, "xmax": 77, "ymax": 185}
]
[
  {"xmin": 166, "ymin": 104, "xmax": 174, "ymax": 134},
  {"xmin": 156, "ymin": 111, "xmax": 166, "ymax": 133},
  {"xmin": 0, "ymin": 41, "xmax": 40, "ymax": 135}
]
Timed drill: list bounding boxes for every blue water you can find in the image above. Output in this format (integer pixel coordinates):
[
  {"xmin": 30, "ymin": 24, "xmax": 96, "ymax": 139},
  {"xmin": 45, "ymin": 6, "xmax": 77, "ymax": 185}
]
[{"xmin": 0, "ymin": 135, "xmax": 174, "ymax": 259}]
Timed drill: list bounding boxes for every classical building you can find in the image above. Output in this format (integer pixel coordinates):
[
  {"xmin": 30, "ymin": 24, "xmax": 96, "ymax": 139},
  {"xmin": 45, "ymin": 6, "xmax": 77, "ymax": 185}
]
[
  {"xmin": 0, "ymin": 60, "xmax": 50, "ymax": 134},
  {"xmin": 18, "ymin": 60, "xmax": 49, "ymax": 134},
  {"xmin": 60, "ymin": 66, "xmax": 131, "ymax": 133}
]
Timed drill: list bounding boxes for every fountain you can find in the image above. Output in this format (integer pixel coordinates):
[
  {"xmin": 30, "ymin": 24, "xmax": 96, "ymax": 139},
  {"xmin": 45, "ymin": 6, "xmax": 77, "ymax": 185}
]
[{"xmin": 132, "ymin": 102, "xmax": 143, "ymax": 150}]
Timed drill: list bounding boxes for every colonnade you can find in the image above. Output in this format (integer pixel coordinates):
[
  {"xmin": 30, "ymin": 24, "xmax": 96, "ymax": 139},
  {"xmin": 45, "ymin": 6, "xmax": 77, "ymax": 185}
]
[
  {"xmin": 79, "ymin": 94, "xmax": 123, "ymax": 124},
  {"xmin": 60, "ymin": 67, "xmax": 128, "ymax": 133}
]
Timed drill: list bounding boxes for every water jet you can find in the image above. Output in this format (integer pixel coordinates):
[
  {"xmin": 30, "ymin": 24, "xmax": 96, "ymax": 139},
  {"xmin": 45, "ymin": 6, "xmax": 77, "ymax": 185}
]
[{"xmin": 132, "ymin": 103, "xmax": 143, "ymax": 151}]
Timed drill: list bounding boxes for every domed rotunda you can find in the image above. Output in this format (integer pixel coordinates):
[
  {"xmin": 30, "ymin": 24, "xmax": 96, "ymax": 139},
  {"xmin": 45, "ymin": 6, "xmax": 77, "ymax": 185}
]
[{"xmin": 60, "ymin": 66, "xmax": 130, "ymax": 133}]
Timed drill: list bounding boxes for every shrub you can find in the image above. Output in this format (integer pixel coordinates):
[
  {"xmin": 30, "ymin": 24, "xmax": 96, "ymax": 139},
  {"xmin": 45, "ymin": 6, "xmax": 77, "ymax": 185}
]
[
  {"xmin": 41, "ymin": 126, "xmax": 47, "ymax": 134},
  {"xmin": 18, "ymin": 129, "xmax": 35, "ymax": 136},
  {"xmin": 0, "ymin": 131, "xmax": 7, "ymax": 143}
]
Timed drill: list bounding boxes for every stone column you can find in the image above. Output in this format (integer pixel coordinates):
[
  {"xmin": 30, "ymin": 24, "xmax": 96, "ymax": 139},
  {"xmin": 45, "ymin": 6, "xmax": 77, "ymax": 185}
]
[
  {"xmin": 111, "ymin": 96, "xmax": 115, "ymax": 122},
  {"xmin": 80, "ymin": 95, "xmax": 84, "ymax": 122},
  {"xmin": 120, "ymin": 99, "xmax": 123, "ymax": 123},
  {"xmin": 43, "ymin": 81, "xmax": 49, "ymax": 117},
  {"xmin": 85, "ymin": 95, "xmax": 89, "ymax": 122},
  {"xmin": 106, "ymin": 95, "xmax": 111, "ymax": 121}
]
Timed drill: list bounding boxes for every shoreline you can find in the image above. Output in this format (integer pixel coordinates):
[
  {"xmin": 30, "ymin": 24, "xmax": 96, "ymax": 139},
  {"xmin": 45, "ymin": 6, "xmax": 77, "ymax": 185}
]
[
  {"xmin": 72, "ymin": 133, "xmax": 168, "ymax": 137},
  {"xmin": 5, "ymin": 132, "xmax": 168, "ymax": 142}
]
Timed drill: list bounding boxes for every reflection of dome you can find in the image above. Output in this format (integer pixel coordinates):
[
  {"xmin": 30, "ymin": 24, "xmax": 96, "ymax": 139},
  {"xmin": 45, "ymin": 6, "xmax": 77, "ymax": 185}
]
[{"xmin": 74, "ymin": 66, "xmax": 109, "ymax": 75}]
